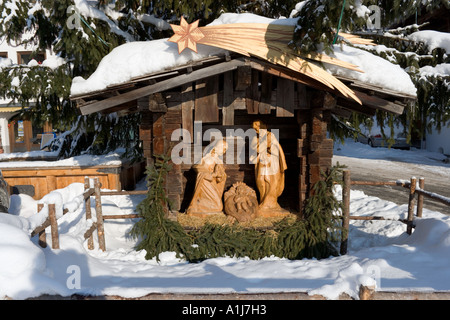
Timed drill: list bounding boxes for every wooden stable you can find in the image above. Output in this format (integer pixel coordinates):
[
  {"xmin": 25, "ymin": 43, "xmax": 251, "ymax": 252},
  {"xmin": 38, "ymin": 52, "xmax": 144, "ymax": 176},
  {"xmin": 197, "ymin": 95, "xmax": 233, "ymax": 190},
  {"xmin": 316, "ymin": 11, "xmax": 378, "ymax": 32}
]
[{"xmin": 72, "ymin": 54, "xmax": 415, "ymax": 216}]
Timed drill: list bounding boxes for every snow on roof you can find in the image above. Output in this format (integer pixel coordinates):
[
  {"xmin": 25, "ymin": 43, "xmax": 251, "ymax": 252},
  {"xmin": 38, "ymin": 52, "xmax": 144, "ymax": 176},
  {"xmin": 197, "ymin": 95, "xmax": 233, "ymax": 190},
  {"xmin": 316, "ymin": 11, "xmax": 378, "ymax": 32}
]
[
  {"xmin": 70, "ymin": 39, "xmax": 227, "ymax": 96},
  {"xmin": 325, "ymin": 44, "xmax": 417, "ymax": 96},
  {"xmin": 69, "ymin": 13, "xmax": 417, "ymax": 98},
  {"xmin": 70, "ymin": 12, "xmax": 297, "ymax": 97}
]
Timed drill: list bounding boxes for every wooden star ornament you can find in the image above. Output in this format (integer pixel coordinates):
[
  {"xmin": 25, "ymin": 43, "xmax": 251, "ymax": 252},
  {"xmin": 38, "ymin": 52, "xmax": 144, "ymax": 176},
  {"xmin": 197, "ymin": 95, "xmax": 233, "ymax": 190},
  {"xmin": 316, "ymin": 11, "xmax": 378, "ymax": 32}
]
[
  {"xmin": 168, "ymin": 17, "xmax": 205, "ymax": 54},
  {"xmin": 167, "ymin": 17, "xmax": 372, "ymax": 105}
]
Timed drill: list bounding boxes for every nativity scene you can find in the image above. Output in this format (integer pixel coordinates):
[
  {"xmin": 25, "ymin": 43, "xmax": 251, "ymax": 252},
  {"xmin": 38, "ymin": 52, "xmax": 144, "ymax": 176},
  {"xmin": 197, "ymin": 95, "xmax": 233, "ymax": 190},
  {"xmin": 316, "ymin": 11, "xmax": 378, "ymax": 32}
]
[
  {"xmin": 71, "ymin": 14, "xmax": 415, "ymax": 259},
  {"xmin": 186, "ymin": 119, "xmax": 290, "ymax": 222}
]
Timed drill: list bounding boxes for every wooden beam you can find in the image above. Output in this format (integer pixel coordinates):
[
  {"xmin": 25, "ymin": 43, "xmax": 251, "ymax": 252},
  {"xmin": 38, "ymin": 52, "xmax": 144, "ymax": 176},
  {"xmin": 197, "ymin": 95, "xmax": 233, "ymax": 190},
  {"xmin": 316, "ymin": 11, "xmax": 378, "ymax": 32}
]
[
  {"xmin": 149, "ymin": 93, "xmax": 168, "ymax": 112},
  {"xmin": 336, "ymin": 99, "xmax": 376, "ymax": 116},
  {"xmin": 247, "ymin": 58, "xmax": 330, "ymax": 92},
  {"xmin": 181, "ymin": 84, "xmax": 194, "ymax": 143},
  {"xmin": 353, "ymin": 90, "xmax": 405, "ymax": 115},
  {"xmin": 235, "ymin": 66, "xmax": 252, "ymax": 91},
  {"xmin": 37, "ymin": 203, "xmax": 46, "ymax": 248},
  {"xmin": 222, "ymin": 71, "xmax": 235, "ymax": 125},
  {"xmin": 84, "ymin": 177, "xmax": 94, "ymax": 250},
  {"xmin": 340, "ymin": 170, "xmax": 350, "ymax": 255},
  {"xmin": 297, "ymin": 83, "xmax": 310, "ymax": 110},
  {"xmin": 94, "ymin": 178, "xmax": 106, "ymax": 252},
  {"xmin": 70, "ymin": 56, "xmax": 227, "ymax": 101},
  {"xmin": 48, "ymin": 204, "xmax": 59, "ymax": 249},
  {"xmin": 259, "ymin": 72, "xmax": 272, "ymax": 114},
  {"xmin": 79, "ymin": 59, "xmax": 246, "ymax": 115},
  {"xmin": 331, "ymin": 107, "xmax": 353, "ymax": 119},
  {"xmin": 195, "ymin": 75, "xmax": 219, "ymax": 123},
  {"xmin": 276, "ymin": 78, "xmax": 295, "ymax": 117},
  {"xmin": 341, "ymin": 76, "xmax": 417, "ymax": 101},
  {"xmin": 246, "ymin": 69, "xmax": 260, "ymax": 114}
]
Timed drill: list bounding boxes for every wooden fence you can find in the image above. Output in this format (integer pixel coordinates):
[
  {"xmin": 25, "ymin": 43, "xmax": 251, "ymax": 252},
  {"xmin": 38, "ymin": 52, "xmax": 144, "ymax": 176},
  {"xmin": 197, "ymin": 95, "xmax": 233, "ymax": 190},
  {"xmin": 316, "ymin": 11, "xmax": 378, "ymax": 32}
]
[
  {"xmin": 31, "ymin": 177, "xmax": 146, "ymax": 251},
  {"xmin": 30, "ymin": 171, "xmax": 450, "ymax": 254},
  {"xmin": 340, "ymin": 169, "xmax": 450, "ymax": 255}
]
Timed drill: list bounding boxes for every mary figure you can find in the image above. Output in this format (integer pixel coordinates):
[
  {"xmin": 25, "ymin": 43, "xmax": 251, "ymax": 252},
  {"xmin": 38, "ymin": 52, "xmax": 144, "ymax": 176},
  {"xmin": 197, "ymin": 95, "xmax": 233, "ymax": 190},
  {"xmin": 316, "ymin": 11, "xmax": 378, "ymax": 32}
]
[{"xmin": 186, "ymin": 138, "xmax": 228, "ymax": 216}]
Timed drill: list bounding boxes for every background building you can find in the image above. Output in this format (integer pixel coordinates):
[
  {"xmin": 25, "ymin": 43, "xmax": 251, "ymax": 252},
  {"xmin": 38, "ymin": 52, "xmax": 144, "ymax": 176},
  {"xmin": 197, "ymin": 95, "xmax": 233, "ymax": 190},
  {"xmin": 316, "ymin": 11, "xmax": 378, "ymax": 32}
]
[{"xmin": 0, "ymin": 33, "xmax": 55, "ymax": 153}]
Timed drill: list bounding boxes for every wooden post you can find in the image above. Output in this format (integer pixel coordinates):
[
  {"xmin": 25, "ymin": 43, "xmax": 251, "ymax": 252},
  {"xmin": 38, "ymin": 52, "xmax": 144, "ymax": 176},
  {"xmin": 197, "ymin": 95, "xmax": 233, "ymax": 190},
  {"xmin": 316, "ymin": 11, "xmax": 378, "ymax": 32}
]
[
  {"xmin": 359, "ymin": 285, "xmax": 375, "ymax": 300},
  {"xmin": 94, "ymin": 178, "xmax": 106, "ymax": 251},
  {"xmin": 181, "ymin": 83, "xmax": 195, "ymax": 141},
  {"xmin": 416, "ymin": 177, "xmax": 424, "ymax": 218},
  {"xmin": 222, "ymin": 72, "xmax": 235, "ymax": 125},
  {"xmin": 84, "ymin": 177, "xmax": 94, "ymax": 250},
  {"xmin": 48, "ymin": 203, "xmax": 59, "ymax": 249},
  {"xmin": 407, "ymin": 177, "xmax": 417, "ymax": 235},
  {"xmin": 37, "ymin": 203, "xmax": 46, "ymax": 248},
  {"xmin": 340, "ymin": 170, "xmax": 351, "ymax": 255}
]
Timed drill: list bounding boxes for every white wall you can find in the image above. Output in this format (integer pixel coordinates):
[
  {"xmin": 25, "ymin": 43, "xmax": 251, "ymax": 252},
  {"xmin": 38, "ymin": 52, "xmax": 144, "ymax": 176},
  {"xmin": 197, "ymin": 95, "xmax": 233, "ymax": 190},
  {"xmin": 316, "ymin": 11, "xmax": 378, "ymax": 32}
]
[
  {"xmin": 426, "ymin": 125, "xmax": 450, "ymax": 156},
  {"xmin": 0, "ymin": 32, "xmax": 53, "ymax": 64},
  {"xmin": 0, "ymin": 117, "xmax": 11, "ymax": 153}
]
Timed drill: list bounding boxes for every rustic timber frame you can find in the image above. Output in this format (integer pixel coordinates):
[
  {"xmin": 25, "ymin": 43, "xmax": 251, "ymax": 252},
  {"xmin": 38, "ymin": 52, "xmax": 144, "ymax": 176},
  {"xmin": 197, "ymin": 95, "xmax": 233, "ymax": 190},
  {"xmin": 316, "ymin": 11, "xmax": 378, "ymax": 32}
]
[{"xmin": 71, "ymin": 54, "xmax": 416, "ymax": 216}]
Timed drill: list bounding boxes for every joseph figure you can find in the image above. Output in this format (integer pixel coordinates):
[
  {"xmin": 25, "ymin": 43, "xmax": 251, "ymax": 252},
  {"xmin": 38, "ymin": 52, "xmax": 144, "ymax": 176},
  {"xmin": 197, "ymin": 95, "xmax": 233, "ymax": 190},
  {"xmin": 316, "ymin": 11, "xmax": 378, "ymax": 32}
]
[{"xmin": 251, "ymin": 120, "xmax": 289, "ymax": 217}]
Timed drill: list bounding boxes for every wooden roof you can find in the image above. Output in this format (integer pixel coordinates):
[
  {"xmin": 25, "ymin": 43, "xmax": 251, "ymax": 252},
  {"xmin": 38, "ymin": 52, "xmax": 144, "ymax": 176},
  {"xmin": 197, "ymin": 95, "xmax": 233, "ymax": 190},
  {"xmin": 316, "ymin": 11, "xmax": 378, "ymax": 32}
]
[{"xmin": 71, "ymin": 53, "xmax": 416, "ymax": 118}]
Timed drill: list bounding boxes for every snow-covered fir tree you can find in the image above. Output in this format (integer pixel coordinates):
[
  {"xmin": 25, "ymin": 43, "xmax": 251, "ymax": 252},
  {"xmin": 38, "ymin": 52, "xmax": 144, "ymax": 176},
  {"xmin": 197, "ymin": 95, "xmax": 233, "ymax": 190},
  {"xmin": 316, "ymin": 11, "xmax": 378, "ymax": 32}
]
[{"xmin": 292, "ymin": 0, "xmax": 449, "ymax": 144}]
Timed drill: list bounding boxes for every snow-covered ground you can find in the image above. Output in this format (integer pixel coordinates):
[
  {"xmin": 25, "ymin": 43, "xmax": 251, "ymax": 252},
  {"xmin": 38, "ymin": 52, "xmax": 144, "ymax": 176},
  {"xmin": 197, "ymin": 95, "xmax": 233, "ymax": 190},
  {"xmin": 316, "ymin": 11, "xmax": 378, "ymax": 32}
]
[
  {"xmin": 1, "ymin": 141, "xmax": 450, "ymax": 300},
  {"xmin": 333, "ymin": 139, "xmax": 450, "ymax": 200}
]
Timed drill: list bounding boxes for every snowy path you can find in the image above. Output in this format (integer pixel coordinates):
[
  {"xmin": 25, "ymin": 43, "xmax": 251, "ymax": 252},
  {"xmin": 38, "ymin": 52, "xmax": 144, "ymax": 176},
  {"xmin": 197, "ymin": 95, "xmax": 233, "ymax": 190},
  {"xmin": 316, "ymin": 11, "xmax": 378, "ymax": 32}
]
[{"xmin": 333, "ymin": 140, "xmax": 450, "ymax": 214}]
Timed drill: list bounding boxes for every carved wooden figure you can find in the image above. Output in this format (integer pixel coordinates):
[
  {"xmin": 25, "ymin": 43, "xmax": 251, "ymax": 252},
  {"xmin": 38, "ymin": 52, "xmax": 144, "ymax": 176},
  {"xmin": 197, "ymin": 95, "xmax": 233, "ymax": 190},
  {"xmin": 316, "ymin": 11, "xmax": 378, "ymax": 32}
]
[
  {"xmin": 186, "ymin": 139, "xmax": 228, "ymax": 216},
  {"xmin": 251, "ymin": 120, "xmax": 289, "ymax": 217},
  {"xmin": 224, "ymin": 182, "xmax": 258, "ymax": 223},
  {"xmin": 168, "ymin": 16, "xmax": 366, "ymax": 105}
]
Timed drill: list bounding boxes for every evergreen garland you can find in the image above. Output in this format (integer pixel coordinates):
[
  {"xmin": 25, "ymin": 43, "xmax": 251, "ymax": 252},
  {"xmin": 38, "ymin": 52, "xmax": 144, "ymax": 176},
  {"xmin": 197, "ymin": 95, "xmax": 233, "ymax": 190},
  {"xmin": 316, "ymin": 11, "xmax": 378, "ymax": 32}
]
[
  {"xmin": 129, "ymin": 155, "xmax": 345, "ymax": 262},
  {"xmin": 129, "ymin": 154, "xmax": 192, "ymax": 261}
]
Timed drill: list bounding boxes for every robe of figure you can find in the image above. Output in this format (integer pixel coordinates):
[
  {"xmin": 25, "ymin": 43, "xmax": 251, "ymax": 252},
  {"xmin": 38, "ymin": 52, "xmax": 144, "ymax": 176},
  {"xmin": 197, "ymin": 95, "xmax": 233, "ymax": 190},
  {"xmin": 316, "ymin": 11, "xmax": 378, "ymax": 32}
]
[
  {"xmin": 251, "ymin": 121, "xmax": 288, "ymax": 213},
  {"xmin": 186, "ymin": 139, "xmax": 228, "ymax": 215}
]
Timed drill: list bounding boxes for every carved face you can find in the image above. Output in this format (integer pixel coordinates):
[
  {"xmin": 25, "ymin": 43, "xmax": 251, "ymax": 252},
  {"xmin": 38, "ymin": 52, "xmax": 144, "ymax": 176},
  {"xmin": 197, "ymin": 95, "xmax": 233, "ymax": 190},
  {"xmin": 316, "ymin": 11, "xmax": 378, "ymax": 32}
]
[
  {"xmin": 217, "ymin": 139, "xmax": 228, "ymax": 156},
  {"xmin": 252, "ymin": 120, "xmax": 261, "ymax": 134},
  {"xmin": 210, "ymin": 138, "xmax": 228, "ymax": 157},
  {"xmin": 252, "ymin": 120, "xmax": 267, "ymax": 135}
]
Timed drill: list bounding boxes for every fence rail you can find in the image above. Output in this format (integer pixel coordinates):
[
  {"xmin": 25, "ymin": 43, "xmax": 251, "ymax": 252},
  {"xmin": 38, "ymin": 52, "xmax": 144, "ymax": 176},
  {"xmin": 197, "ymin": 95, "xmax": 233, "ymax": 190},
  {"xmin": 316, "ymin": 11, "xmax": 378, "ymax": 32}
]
[
  {"xmin": 31, "ymin": 177, "xmax": 144, "ymax": 251},
  {"xmin": 340, "ymin": 170, "xmax": 450, "ymax": 255},
  {"xmin": 31, "ymin": 171, "xmax": 450, "ymax": 254}
]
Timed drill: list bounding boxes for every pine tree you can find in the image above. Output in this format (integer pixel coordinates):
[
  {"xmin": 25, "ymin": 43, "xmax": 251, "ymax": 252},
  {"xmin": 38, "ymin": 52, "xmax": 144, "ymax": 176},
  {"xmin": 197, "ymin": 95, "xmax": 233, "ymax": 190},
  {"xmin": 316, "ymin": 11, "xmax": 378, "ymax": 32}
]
[
  {"xmin": 349, "ymin": 22, "xmax": 450, "ymax": 144},
  {"xmin": 292, "ymin": 0, "xmax": 449, "ymax": 144}
]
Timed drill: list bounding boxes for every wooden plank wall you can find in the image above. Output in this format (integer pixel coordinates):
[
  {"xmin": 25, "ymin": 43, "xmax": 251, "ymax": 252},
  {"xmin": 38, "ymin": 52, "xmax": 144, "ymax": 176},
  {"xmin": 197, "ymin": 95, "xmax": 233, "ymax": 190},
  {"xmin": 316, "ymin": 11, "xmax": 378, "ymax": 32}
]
[{"xmin": 139, "ymin": 67, "xmax": 334, "ymax": 215}]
